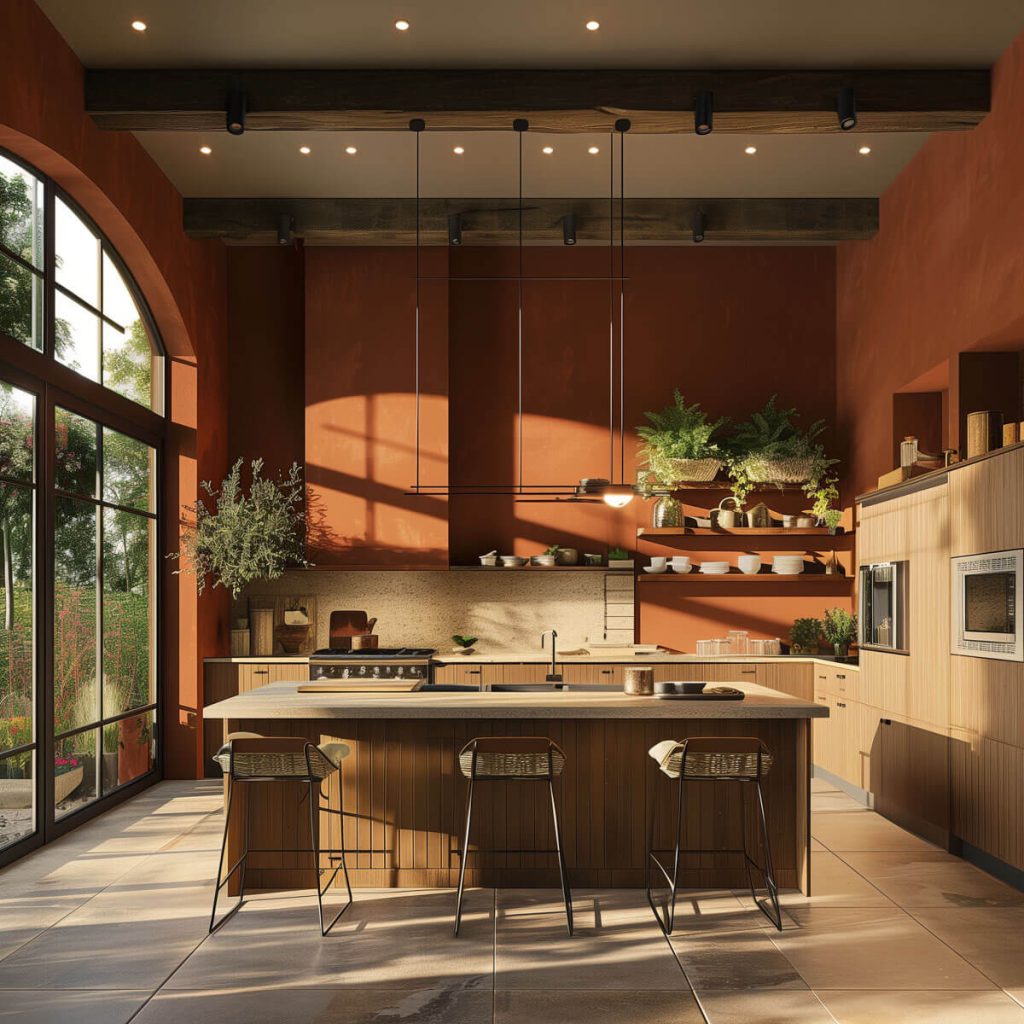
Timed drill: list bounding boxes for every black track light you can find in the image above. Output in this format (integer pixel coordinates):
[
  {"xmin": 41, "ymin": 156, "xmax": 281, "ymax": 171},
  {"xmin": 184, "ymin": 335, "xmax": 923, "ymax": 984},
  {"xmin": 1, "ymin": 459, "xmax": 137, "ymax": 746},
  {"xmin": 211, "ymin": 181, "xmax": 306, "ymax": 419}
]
[
  {"xmin": 695, "ymin": 91, "xmax": 713, "ymax": 135},
  {"xmin": 562, "ymin": 214, "xmax": 577, "ymax": 246},
  {"xmin": 837, "ymin": 87, "xmax": 857, "ymax": 131},
  {"xmin": 448, "ymin": 213, "xmax": 463, "ymax": 246},
  {"xmin": 409, "ymin": 117, "xmax": 425, "ymax": 133},
  {"xmin": 226, "ymin": 90, "xmax": 246, "ymax": 135},
  {"xmin": 692, "ymin": 210, "xmax": 706, "ymax": 244},
  {"xmin": 276, "ymin": 213, "xmax": 294, "ymax": 246},
  {"xmin": 513, "ymin": 117, "xmax": 529, "ymax": 133},
  {"xmin": 615, "ymin": 117, "xmax": 631, "ymax": 134}
]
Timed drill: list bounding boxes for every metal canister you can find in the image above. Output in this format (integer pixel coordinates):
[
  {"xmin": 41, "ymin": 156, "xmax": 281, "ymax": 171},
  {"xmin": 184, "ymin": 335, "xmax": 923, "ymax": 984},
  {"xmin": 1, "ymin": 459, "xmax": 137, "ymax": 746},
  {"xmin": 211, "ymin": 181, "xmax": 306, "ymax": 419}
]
[
  {"xmin": 652, "ymin": 494, "xmax": 683, "ymax": 528},
  {"xmin": 624, "ymin": 667, "xmax": 654, "ymax": 696}
]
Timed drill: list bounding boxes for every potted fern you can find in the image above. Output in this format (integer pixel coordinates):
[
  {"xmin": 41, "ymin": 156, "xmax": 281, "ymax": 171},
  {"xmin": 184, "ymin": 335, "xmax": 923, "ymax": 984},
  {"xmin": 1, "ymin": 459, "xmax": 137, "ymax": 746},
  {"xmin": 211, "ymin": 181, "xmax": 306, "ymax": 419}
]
[
  {"xmin": 727, "ymin": 396, "xmax": 835, "ymax": 489},
  {"xmin": 169, "ymin": 458, "xmax": 309, "ymax": 598},
  {"xmin": 636, "ymin": 391, "xmax": 727, "ymax": 485}
]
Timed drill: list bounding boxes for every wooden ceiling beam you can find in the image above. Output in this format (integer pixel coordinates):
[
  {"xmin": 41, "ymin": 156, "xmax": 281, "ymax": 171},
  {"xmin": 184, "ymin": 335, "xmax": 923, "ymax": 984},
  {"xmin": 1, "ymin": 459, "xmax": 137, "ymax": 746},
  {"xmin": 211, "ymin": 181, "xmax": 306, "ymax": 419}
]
[
  {"xmin": 182, "ymin": 197, "xmax": 879, "ymax": 244},
  {"xmin": 86, "ymin": 68, "xmax": 989, "ymax": 133}
]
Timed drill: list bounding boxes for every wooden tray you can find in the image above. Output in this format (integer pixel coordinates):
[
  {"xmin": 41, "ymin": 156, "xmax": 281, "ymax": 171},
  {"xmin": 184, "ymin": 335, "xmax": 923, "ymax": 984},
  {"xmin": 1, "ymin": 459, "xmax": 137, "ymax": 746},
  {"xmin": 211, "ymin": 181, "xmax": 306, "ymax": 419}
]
[
  {"xmin": 297, "ymin": 681, "xmax": 423, "ymax": 693},
  {"xmin": 655, "ymin": 686, "xmax": 745, "ymax": 700}
]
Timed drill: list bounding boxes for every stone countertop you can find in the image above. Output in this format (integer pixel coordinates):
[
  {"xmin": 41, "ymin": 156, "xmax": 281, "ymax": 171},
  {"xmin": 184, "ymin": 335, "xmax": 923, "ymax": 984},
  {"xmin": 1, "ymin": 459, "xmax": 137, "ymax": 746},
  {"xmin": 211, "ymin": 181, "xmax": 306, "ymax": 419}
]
[
  {"xmin": 204, "ymin": 681, "xmax": 828, "ymax": 720},
  {"xmin": 206, "ymin": 653, "xmax": 858, "ymax": 669}
]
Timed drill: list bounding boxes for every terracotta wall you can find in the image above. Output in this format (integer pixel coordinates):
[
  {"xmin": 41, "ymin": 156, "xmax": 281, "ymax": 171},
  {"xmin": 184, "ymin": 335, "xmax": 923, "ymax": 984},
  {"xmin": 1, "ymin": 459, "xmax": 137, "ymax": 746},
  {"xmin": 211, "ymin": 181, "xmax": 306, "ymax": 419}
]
[
  {"xmin": 228, "ymin": 241, "xmax": 844, "ymax": 650},
  {"xmin": 0, "ymin": 0, "xmax": 229, "ymax": 778},
  {"xmin": 836, "ymin": 29, "xmax": 1024, "ymax": 498}
]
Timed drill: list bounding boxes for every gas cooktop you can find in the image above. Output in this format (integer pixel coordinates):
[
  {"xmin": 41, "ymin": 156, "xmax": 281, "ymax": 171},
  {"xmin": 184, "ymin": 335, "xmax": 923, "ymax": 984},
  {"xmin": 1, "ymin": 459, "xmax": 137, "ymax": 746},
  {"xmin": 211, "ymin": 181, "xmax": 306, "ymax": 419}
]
[{"xmin": 310, "ymin": 648, "xmax": 436, "ymax": 660}]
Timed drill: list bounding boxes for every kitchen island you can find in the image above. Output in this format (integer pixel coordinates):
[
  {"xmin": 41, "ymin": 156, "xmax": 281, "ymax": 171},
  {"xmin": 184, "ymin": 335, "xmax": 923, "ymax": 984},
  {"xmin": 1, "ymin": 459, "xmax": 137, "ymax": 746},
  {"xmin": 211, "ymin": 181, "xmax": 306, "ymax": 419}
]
[{"xmin": 204, "ymin": 683, "xmax": 825, "ymax": 893}]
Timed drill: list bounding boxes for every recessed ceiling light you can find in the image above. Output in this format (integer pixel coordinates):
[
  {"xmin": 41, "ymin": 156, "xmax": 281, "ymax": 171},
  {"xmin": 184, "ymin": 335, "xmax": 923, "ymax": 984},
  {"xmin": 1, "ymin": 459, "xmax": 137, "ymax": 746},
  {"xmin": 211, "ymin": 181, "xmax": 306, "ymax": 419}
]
[
  {"xmin": 542, "ymin": 145, "xmax": 554, "ymax": 155},
  {"xmin": 299, "ymin": 146, "xmax": 311, "ymax": 155},
  {"xmin": 588, "ymin": 145, "xmax": 600, "ymax": 155},
  {"xmin": 453, "ymin": 145, "xmax": 465, "ymax": 155},
  {"xmin": 394, "ymin": 19, "xmax": 410, "ymax": 31},
  {"xmin": 345, "ymin": 145, "xmax": 358, "ymax": 155},
  {"xmin": 859, "ymin": 145, "xmax": 872, "ymax": 155},
  {"xmin": 585, "ymin": 20, "xmax": 600, "ymax": 31},
  {"xmin": 131, "ymin": 19, "xmax": 147, "ymax": 32},
  {"xmin": 744, "ymin": 145, "xmax": 757, "ymax": 155},
  {"xmin": 199, "ymin": 145, "xmax": 212, "ymax": 155}
]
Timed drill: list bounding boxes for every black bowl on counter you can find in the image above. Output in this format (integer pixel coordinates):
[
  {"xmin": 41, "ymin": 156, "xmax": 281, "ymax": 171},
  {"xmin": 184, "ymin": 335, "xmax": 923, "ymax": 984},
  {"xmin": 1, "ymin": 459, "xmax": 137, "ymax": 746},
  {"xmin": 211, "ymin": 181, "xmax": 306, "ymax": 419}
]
[{"xmin": 654, "ymin": 680, "xmax": 706, "ymax": 696}]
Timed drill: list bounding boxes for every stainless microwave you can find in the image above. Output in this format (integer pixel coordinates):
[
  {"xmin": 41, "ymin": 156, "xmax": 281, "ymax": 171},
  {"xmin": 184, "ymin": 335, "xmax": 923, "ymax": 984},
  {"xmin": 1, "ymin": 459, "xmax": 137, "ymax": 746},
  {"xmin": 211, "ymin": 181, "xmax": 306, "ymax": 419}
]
[
  {"xmin": 951, "ymin": 550, "xmax": 1023, "ymax": 661},
  {"xmin": 859, "ymin": 561, "xmax": 909, "ymax": 654}
]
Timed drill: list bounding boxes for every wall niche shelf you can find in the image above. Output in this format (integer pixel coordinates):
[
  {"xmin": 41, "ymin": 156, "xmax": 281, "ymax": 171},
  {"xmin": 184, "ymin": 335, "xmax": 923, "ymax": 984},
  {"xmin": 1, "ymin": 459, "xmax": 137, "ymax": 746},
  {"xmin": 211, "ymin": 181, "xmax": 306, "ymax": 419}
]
[
  {"xmin": 638, "ymin": 572, "xmax": 852, "ymax": 584},
  {"xmin": 639, "ymin": 527, "xmax": 845, "ymax": 538}
]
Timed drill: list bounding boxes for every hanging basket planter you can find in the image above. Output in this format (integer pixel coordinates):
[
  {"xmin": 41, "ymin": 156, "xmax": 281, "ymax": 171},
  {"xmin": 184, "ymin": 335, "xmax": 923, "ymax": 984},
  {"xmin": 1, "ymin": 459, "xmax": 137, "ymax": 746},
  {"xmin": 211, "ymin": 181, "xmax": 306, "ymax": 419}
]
[
  {"xmin": 660, "ymin": 457, "xmax": 723, "ymax": 484},
  {"xmin": 742, "ymin": 455, "xmax": 816, "ymax": 485}
]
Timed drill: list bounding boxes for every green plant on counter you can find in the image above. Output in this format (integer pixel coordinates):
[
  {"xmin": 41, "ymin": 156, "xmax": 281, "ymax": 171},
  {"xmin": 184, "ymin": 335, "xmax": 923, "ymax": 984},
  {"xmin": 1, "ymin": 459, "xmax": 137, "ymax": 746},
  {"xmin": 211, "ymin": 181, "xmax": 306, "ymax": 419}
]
[
  {"xmin": 636, "ymin": 391, "xmax": 727, "ymax": 484},
  {"xmin": 726, "ymin": 395, "xmax": 836, "ymax": 492},
  {"xmin": 168, "ymin": 458, "xmax": 308, "ymax": 598},
  {"xmin": 789, "ymin": 617, "xmax": 823, "ymax": 655},
  {"xmin": 544, "ymin": 543, "xmax": 561, "ymax": 557},
  {"xmin": 822, "ymin": 607, "xmax": 857, "ymax": 656},
  {"xmin": 608, "ymin": 546, "xmax": 629, "ymax": 561},
  {"xmin": 452, "ymin": 634, "xmax": 478, "ymax": 650},
  {"xmin": 805, "ymin": 471, "xmax": 843, "ymax": 532}
]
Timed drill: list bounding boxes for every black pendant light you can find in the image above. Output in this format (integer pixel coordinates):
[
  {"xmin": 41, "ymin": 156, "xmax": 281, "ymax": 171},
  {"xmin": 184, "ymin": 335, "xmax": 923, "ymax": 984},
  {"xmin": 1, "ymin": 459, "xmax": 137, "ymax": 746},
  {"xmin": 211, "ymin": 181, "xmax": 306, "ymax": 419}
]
[
  {"xmin": 226, "ymin": 90, "xmax": 246, "ymax": 135},
  {"xmin": 695, "ymin": 91, "xmax": 714, "ymax": 135},
  {"xmin": 837, "ymin": 87, "xmax": 857, "ymax": 131},
  {"xmin": 692, "ymin": 209, "xmax": 707, "ymax": 244}
]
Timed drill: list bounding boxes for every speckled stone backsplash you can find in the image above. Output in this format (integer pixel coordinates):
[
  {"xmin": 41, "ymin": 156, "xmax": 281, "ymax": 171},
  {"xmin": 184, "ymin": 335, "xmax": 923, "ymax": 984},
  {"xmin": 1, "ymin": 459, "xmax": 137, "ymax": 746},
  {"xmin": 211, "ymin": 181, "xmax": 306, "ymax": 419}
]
[{"xmin": 237, "ymin": 570, "xmax": 623, "ymax": 653}]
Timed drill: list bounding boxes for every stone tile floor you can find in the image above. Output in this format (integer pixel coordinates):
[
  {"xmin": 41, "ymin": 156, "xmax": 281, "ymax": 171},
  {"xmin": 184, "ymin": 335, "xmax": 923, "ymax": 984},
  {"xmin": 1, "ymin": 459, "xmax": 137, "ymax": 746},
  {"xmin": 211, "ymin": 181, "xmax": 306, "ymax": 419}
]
[{"xmin": 0, "ymin": 777, "xmax": 1022, "ymax": 1022}]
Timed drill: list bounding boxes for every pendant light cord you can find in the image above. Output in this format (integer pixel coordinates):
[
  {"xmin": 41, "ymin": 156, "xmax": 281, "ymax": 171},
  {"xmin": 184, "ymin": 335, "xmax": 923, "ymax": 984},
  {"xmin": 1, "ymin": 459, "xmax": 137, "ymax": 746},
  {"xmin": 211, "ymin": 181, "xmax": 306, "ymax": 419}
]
[
  {"xmin": 414, "ymin": 124, "xmax": 421, "ymax": 492},
  {"xmin": 517, "ymin": 123, "xmax": 524, "ymax": 495}
]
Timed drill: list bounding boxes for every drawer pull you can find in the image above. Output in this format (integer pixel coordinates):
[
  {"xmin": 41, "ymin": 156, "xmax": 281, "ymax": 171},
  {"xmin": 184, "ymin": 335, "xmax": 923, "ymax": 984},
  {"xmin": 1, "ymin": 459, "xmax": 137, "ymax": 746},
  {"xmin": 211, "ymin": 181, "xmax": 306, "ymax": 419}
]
[
  {"xmin": 601, "ymin": 669, "xmax": 614, "ymax": 675},
  {"xmin": 836, "ymin": 673, "xmax": 846, "ymax": 680},
  {"xmin": 253, "ymin": 670, "xmax": 269, "ymax": 676},
  {"xmin": 469, "ymin": 669, "xmax": 481, "ymax": 675},
  {"xmin": 837, "ymin": 701, "xmax": 847, "ymax": 708},
  {"xmin": 740, "ymin": 669, "xmax": 756, "ymax": 675}
]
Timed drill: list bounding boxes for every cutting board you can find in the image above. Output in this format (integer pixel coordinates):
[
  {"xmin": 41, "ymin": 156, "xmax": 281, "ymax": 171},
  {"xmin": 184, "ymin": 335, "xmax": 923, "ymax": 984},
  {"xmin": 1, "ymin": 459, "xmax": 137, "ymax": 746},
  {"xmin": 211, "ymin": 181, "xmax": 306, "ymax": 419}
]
[{"xmin": 297, "ymin": 681, "xmax": 423, "ymax": 693}]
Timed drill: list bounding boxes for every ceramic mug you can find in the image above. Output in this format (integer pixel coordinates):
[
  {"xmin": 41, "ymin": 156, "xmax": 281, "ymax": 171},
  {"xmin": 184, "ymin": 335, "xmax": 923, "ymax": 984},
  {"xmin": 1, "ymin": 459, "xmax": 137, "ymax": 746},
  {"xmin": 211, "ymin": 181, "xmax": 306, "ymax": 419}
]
[
  {"xmin": 669, "ymin": 556, "xmax": 692, "ymax": 574},
  {"xmin": 738, "ymin": 554, "xmax": 762, "ymax": 575},
  {"xmin": 649, "ymin": 556, "xmax": 668, "ymax": 570}
]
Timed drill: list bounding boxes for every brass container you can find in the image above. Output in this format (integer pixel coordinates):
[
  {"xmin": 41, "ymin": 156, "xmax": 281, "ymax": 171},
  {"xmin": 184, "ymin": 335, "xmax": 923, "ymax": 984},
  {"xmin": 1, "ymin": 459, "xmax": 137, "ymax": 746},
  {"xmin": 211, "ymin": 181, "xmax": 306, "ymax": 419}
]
[{"xmin": 624, "ymin": 667, "xmax": 654, "ymax": 696}]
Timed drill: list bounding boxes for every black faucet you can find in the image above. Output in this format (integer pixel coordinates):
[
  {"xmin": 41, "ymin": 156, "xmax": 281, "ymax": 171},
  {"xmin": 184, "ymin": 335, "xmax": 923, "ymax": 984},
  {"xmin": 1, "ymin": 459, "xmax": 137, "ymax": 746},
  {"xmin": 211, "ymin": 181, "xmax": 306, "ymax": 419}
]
[{"xmin": 541, "ymin": 629, "xmax": 563, "ymax": 684}]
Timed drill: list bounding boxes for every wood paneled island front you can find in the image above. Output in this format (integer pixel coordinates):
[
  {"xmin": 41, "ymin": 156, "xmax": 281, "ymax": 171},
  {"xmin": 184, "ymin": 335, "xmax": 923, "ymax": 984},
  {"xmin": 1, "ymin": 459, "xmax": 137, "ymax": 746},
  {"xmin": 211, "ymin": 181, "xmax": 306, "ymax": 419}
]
[{"xmin": 204, "ymin": 683, "xmax": 825, "ymax": 893}]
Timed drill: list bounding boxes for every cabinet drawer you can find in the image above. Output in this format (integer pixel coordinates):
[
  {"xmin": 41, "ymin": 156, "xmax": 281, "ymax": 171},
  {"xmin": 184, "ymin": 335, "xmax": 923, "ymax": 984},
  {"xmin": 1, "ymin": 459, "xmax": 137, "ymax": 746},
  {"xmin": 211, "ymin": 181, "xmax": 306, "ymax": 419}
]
[
  {"xmin": 560, "ymin": 664, "xmax": 623, "ymax": 686},
  {"xmin": 702, "ymin": 663, "xmax": 759, "ymax": 683},
  {"xmin": 432, "ymin": 664, "xmax": 485, "ymax": 688}
]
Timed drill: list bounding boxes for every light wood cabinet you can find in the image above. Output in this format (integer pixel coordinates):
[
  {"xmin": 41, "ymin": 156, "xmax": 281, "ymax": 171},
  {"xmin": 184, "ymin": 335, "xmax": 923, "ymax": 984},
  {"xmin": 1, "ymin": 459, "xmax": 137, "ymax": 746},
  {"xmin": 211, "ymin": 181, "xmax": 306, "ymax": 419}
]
[
  {"xmin": 432, "ymin": 663, "xmax": 487, "ymax": 687},
  {"xmin": 703, "ymin": 663, "xmax": 760, "ymax": 683},
  {"xmin": 757, "ymin": 662, "xmax": 813, "ymax": 701},
  {"xmin": 560, "ymin": 664, "xmax": 623, "ymax": 687}
]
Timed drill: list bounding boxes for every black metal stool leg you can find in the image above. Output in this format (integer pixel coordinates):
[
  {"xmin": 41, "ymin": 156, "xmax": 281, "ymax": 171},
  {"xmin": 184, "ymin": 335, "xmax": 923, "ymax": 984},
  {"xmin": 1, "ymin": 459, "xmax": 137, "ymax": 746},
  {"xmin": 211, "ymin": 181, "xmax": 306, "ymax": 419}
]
[
  {"xmin": 209, "ymin": 778, "xmax": 247, "ymax": 933},
  {"xmin": 308, "ymin": 777, "xmax": 353, "ymax": 936},
  {"xmin": 753, "ymin": 780, "xmax": 783, "ymax": 930},
  {"xmin": 453, "ymin": 778, "xmax": 474, "ymax": 937},
  {"xmin": 646, "ymin": 770, "xmax": 684, "ymax": 935},
  {"xmin": 548, "ymin": 779, "xmax": 574, "ymax": 936}
]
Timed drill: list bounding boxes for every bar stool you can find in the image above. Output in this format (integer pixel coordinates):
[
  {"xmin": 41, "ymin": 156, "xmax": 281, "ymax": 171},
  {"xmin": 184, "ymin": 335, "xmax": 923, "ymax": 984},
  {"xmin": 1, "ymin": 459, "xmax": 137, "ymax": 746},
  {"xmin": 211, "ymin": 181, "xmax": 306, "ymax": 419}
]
[
  {"xmin": 454, "ymin": 736, "xmax": 573, "ymax": 937},
  {"xmin": 209, "ymin": 735, "xmax": 353, "ymax": 936},
  {"xmin": 645, "ymin": 736, "xmax": 782, "ymax": 933}
]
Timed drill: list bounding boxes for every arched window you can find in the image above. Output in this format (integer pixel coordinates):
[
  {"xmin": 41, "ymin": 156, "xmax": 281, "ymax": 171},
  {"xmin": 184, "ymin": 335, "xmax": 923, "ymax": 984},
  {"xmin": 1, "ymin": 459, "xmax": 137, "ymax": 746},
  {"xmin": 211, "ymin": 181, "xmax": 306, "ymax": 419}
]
[{"xmin": 0, "ymin": 149, "xmax": 163, "ymax": 863}]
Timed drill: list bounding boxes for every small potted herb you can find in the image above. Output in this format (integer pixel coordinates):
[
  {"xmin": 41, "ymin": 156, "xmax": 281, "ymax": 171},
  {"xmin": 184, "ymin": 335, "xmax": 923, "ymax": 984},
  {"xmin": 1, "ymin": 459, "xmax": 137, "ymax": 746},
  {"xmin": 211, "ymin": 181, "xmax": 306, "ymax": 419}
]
[
  {"xmin": 636, "ymin": 391, "xmax": 727, "ymax": 485},
  {"xmin": 789, "ymin": 617, "xmax": 823, "ymax": 655},
  {"xmin": 822, "ymin": 607, "xmax": 857, "ymax": 659},
  {"xmin": 805, "ymin": 471, "xmax": 843, "ymax": 532},
  {"xmin": 452, "ymin": 634, "xmax": 478, "ymax": 655},
  {"xmin": 608, "ymin": 546, "xmax": 633, "ymax": 569},
  {"xmin": 535, "ymin": 544, "xmax": 560, "ymax": 568}
]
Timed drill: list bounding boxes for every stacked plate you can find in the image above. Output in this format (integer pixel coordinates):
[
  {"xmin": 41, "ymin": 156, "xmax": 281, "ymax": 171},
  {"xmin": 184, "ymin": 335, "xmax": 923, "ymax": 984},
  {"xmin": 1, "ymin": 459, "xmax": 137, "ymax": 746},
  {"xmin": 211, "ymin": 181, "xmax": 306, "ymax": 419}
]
[
  {"xmin": 699, "ymin": 561, "xmax": 731, "ymax": 575},
  {"xmin": 772, "ymin": 555, "xmax": 806, "ymax": 575}
]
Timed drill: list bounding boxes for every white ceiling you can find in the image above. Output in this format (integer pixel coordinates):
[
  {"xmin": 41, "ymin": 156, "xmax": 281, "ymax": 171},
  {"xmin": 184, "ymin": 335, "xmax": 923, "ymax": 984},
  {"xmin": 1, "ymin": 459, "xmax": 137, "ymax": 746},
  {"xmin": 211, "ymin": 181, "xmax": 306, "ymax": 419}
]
[
  {"xmin": 140, "ymin": 129, "xmax": 928, "ymax": 199},
  {"xmin": 36, "ymin": 1, "xmax": 1019, "ymax": 202},
  {"xmin": 36, "ymin": 1, "xmax": 1024, "ymax": 69}
]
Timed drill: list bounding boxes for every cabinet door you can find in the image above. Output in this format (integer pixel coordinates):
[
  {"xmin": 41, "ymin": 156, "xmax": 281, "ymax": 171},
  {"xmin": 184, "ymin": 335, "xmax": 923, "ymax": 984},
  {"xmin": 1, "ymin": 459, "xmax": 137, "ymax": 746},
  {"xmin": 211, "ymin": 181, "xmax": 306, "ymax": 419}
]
[
  {"xmin": 433, "ymin": 663, "xmax": 486, "ymax": 688},
  {"xmin": 757, "ymin": 663, "xmax": 813, "ymax": 701},
  {"xmin": 652, "ymin": 664, "xmax": 704, "ymax": 683},
  {"xmin": 560, "ymin": 664, "xmax": 623, "ymax": 687},
  {"xmin": 703, "ymin": 663, "xmax": 759, "ymax": 684},
  {"xmin": 239, "ymin": 662, "xmax": 309, "ymax": 691},
  {"xmin": 813, "ymin": 694, "xmax": 844, "ymax": 778},
  {"xmin": 875, "ymin": 717, "xmax": 950, "ymax": 846},
  {"xmin": 846, "ymin": 700, "xmax": 880, "ymax": 793}
]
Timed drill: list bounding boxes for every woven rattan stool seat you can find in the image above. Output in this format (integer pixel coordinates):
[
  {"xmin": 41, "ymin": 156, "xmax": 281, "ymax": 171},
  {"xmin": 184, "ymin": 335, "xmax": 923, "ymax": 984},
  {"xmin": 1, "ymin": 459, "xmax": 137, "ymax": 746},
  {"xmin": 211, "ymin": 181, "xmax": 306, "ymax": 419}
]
[
  {"xmin": 648, "ymin": 737, "xmax": 773, "ymax": 780},
  {"xmin": 213, "ymin": 736, "xmax": 349, "ymax": 780},
  {"xmin": 459, "ymin": 737, "xmax": 565, "ymax": 779}
]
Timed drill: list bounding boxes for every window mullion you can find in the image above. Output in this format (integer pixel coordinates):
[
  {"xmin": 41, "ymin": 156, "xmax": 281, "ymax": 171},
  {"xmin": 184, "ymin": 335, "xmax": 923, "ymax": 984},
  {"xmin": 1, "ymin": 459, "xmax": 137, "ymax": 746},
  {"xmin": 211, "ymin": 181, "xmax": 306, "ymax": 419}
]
[{"xmin": 43, "ymin": 182, "xmax": 55, "ymax": 361}]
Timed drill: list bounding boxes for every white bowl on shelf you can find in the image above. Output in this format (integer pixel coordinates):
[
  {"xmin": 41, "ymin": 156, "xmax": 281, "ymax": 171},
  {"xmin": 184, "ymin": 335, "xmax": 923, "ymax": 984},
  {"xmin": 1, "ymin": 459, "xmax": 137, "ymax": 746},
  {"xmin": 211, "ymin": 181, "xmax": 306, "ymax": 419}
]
[
  {"xmin": 699, "ymin": 561, "xmax": 731, "ymax": 575},
  {"xmin": 499, "ymin": 555, "xmax": 527, "ymax": 568},
  {"xmin": 738, "ymin": 555, "xmax": 762, "ymax": 575},
  {"xmin": 771, "ymin": 555, "xmax": 805, "ymax": 575},
  {"xmin": 643, "ymin": 564, "xmax": 668, "ymax": 574},
  {"xmin": 669, "ymin": 558, "xmax": 692, "ymax": 574}
]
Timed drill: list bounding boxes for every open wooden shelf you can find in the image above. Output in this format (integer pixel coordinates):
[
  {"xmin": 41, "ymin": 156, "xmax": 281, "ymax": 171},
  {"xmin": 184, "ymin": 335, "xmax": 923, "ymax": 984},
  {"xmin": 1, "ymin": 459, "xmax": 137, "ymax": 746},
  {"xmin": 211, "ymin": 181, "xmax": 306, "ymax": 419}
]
[
  {"xmin": 638, "ymin": 572, "xmax": 852, "ymax": 584},
  {"xmin": 639, "ymin": 526, "xmax": 846, "ymax": 537},
  {"xmin": 450, "ymin": 565, "xmax": 628, "ymax": 572}
]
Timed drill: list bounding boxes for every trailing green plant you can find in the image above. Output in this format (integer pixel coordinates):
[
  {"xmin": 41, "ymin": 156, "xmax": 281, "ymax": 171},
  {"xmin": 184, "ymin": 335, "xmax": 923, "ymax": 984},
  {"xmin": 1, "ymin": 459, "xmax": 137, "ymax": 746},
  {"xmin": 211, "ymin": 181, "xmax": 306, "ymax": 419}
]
[
  {"xmin": 726, "ymin": 395, "xmax": 836, "ymax": 491},
  {"xmin": 789, "ymin": 617, "xmax": 823, "ymax": 654},
  {"xmin": 805, "ymin": 471, "xmax": 843, "ymax": 531},
  {"xmin": 636, "ymin": 391, "xmax": 727, "ymax": 484},
  {"xmin": 168, "ymin": 458, "xmax": 308, "ymax": 598},
  {"xmin": 822, "ymin": 607, "xmax": 858, "ymax": 650},
  {"xmin": 724, "ymin": 456, "xmax": 754, "ymax": 504}
]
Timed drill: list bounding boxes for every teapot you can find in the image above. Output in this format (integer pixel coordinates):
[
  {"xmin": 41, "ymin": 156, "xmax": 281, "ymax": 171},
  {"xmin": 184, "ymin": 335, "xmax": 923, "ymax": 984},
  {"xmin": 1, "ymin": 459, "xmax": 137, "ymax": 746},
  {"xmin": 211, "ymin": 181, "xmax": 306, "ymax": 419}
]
[{"xmin": 712, "ymin": 496, "xmax": 745, "ymax": 529}]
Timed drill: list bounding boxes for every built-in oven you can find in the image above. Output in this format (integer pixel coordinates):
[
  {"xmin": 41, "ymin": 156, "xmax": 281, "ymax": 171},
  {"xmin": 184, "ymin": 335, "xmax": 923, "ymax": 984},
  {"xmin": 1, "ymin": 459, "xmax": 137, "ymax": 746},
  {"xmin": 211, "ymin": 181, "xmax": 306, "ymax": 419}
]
[
  {"xmin": 951, "ymin": 549, "xmax": 1023, "ymax": 661},
  {"xmin": 859, "ymin": 560, "xmax": 909, "ymax": 654}
]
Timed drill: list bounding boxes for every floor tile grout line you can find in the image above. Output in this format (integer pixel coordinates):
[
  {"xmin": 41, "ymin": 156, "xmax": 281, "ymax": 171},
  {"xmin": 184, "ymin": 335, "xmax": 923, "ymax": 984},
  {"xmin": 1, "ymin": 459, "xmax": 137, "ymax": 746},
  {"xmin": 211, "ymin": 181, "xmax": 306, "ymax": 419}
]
[
  {"xmin": 0, "ymin": 794, "xmax": 221, "ymax": 969},
  {"xmin": 492, "ymin": 887, "xmax": 497, "ymax": 1024},
  {"xmin": 655, "ymin": 914, "xmax": 712, "ymax": 1024}
]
